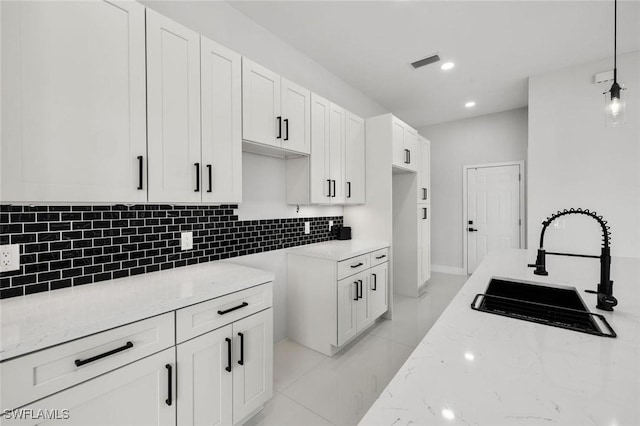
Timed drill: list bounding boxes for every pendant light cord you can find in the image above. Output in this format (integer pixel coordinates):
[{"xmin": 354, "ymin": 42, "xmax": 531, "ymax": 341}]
[{"xmin": 614, "ymin": 0, "xmax": 617, "ymax": 81}]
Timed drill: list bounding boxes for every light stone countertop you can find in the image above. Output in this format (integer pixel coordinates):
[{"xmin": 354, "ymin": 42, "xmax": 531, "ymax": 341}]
[
  {"xmin": 287, "ymin": 240, "xmax": 389, "ymax": 261},
  {"xmin": 0, "ymin": 261, "xmax": 273, "ymax": 362},
  {"xmin": 360, "ymin": 248, "xmax": 640, "ymax": 426}
]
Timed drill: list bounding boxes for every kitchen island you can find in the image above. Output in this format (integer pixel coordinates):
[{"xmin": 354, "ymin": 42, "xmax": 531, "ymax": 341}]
[{"xmin": 360, "ymin": 248, "xmax": 640, "ymax": 425}]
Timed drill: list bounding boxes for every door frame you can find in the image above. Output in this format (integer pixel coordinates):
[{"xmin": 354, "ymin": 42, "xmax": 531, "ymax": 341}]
[{"xmin": 462, "ymin": 161, "xmax": 526, "ymax": 274}]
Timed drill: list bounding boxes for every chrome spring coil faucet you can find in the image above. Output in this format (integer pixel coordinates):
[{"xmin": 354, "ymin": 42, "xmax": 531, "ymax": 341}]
[{"xmin": 528, "ymin": 208, "xmax": 618, "ymax": 311}]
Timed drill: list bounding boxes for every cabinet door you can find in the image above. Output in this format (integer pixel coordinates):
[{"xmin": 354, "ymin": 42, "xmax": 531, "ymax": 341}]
[
  {"xmin": 146, "ymin": 9, "xmax": 201, "ymax": 203},
  {"xmin": 404, "ymin": 128, "xmax": 418, "ymax": 172},
  {"xmin": 356, "ymin": 274, "xmax": 373, "ymax": 332},
  {"xmin": 177, "ymin": 325, "xmax": 233, "ymax": 426},
  {"xmin": 232, "ymin": 309, "xmax": 273, "ymax": 424},
  {"xmin": 417, "ymin": 137, "xmax": 431, "ymax": 204},
  {"xmin": 337, "ymin": 275, "xmax": 358, "ymax": 346},
  {"xmin": 344, "ymin": 111, "xmax": 365, "ymax": 204},
  {"xmin": 419, "ymin": 206, "xmax": 431, "ymax": 285},
  {"xmin": 242, "ymin": 58, "xmax": 281, "ymax": 148},
  {"xmin": 1, "ymin": 1, "xmax": 147, "ymax": 203},
  {"xmin": 391, "ymin": 117, "xmax": 406, "ymax": 168},
  {"xmin": 329, "ymin": 103, "xmax": 346, "ymax": 204},
  {"xmin": 370, "ymin": 262, "xmax": 388, "ymax": 320},
  {"xmin": 2, "ymin": 348, "xmax": 175, "ymax": 426},
  {"xmin": 201, "ymin": 37, "xmax": 242, "ymax": 203},
  {"xmin": 281, "ymin": 78, "xmax": 311, "ymax": 154},
  {"xmin": 309, "ymin": 94, "xmax": 332, "ymax": 203}
]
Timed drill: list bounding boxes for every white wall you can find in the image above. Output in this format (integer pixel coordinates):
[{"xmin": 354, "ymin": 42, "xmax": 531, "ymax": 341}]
[
  {"xmin": 418, "ymin": 108, "xmax": 528, "ymax": 271},
  {"xmin": 528, "ymin": 52, "xmax": 640, "ymax": 259},
  {"xmin": 141, "ymin": 2, "xmax": 386, "ymax": 342}
]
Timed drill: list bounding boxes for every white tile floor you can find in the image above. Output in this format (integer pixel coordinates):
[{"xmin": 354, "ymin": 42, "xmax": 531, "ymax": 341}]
[{"xmin": 245, "ymin": 272, "xmax": 468, "ymax": 426}]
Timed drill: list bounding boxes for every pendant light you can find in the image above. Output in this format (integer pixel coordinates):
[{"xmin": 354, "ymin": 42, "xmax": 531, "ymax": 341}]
[{"xmin": 604, "ymin": 0, "xmax": 626, "ymax": 126}]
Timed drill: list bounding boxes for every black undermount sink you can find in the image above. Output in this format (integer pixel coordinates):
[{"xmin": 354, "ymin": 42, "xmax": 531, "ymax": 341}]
[{"xmin": 471, "ymin": 278, "xmax": 616, "ymax": 338}]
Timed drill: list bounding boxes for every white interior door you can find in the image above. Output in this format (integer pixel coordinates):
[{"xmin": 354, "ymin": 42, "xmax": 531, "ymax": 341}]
[{"xmin": 467, "ymin": 164, "xmax": 521, "ymax": 273}]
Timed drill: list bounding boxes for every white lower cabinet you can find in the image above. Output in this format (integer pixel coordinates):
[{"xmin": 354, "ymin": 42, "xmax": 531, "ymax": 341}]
[
  {"xmin": 288, "ymin": 246, "xmax": 389, "ymax": 356},
  {"xmin": 337, "ymin": 271, "xmax": 369, "ymax": 346},
  {"xmin": 1, "ymin": 284, "xmax": 273, "ymax": 426},
  {"xmin": 177, "ymin": 325, "xmax": 233, "ymax": 426},
  {"xmin": 369, "ymin": 262, "xmax": 389, "ymax": 320},
  {"xmin": 232, "ymin": 310, "xmax": 274, "ymax": 422},
  {"xmin": 3, "ymin": 348, "xmax": 175, "ymax": 426},
  {"xmin": 176, "ymin": 309, "xmax": 273, "ymax": 426}
]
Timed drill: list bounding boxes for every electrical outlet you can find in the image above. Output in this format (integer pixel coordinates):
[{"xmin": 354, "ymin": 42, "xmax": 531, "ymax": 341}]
[
  {"xmin": 181, "ymin": 232, "xmax": 193, "ymax": 251},
  {"xmin": 0, "ymin": 244, "xmax": 20, "ymax": 272},
  {"xmin": 304, "ymin": 222, "xmax": 310, "ymax": 235},
  {"xmin": 328, "ymin": 220, "xmax": 333, "ymax": 230}
]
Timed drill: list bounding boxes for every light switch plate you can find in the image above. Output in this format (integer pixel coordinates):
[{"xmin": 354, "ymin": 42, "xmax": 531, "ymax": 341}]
[
  {"xmin": 181, "ymin": 232, "xmax": 193, "ymax": 250},
  {"xmin": 304, "ymin": 222, "xmax": 310, "ymax": 234},
  {"xmin": 328, "ymin": 220, "xmax": 333, "ymax": 230},
  {"xmin": 0, "ymin": 244, "xmax": 20, "ymax": 272}
]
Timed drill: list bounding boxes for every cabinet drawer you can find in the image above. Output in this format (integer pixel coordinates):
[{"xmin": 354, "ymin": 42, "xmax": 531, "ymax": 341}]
[
  {"xmin": 176, "ymin": 282, "xmax": 273, "ymax": 343},
  {"xmin": 0, "ymin": 312, "xmax": 174, "ymax": 411},
  {"xmin": 337, "ymin": 254, "xmax": 370, "ymax": 280},
  {"xmin": 370, "ymin": 248, "xmax": 389, "ymax": 267}
]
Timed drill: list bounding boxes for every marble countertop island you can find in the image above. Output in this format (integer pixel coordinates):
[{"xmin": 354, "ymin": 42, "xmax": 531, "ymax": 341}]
[
  {"xmin": 0, "ymin": 261, "xmax": 273, "ymax": 361},
  {"xmin": 360, "ymin": 248, "xmax": 640, "ymax": 426}
]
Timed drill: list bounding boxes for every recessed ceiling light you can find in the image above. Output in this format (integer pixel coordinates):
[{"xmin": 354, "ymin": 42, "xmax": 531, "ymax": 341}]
[
  {"xmin": 440, "ymin": 62, "xmax": 455, "ymax": 71},
  {"xmin": 465, "ymin": 101, "xmax": 476, "ymax": 108}
]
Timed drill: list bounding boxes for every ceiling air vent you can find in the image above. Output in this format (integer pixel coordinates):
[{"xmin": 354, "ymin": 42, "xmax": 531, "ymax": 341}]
[{"xmin": 411, "ymin": 54, "xmax": 440, "ymax": 69}]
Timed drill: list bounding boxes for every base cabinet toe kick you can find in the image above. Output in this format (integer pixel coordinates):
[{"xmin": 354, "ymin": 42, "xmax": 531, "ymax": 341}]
[
  {"xmin": 0, "ymin": 282, "xmax": 274, "ymax": 426},
  {"xmin": 288, "ymin": 246, "xmax": 389, "ymax": 356}
]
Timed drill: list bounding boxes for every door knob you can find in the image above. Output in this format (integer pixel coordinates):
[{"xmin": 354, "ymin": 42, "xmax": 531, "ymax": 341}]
[{"xmin": 468, "ymin": 228, "xmax": 478, "ymax": 232}]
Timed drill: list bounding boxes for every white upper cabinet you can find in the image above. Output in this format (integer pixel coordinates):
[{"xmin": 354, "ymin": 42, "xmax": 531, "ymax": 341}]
[
  {"xmin": 201, "ymin": 37, "xmax": 242, "ymax": 203},
  {"xmin": 242, "ymin": 58, "xmax": 281, "ymax": 150},
  {"xmin": 147, "ymin": 13, "xmax": 242, "ymax": 204},
  {"xmin": 309, "ymin": 94, "xmax": 332, "ymax": 202},
  {"xmin": 417, "ymin": 135, "xmax": 431, "ymax": 204},
  {"xmin": 285, "ymin": 96, "xmax": 365, "ymax": 206},
  {"xmin": 281, "ymin": 78, "xmax": 311, "ymax": 154},
  {"xmin": 344, "ymin": 111, "xmax": 365, "ymax": 204},
  {"xmin": 328, "ymin": 103, "xmax": 346, "ymax": 203},
  {"xmin": 391, "ymin": 116, "xmax": 418, "ymax": 172},
  {"xmin": 1, "ymin": 1, "xmax": 147, "ymax": 203},
  {"xmin": 146, "ymin": 9, "xmax": 201, "ymax": 203},
  {"xmin": 242, "ymin": 58, "xmax": 310, "ymax": 155}
]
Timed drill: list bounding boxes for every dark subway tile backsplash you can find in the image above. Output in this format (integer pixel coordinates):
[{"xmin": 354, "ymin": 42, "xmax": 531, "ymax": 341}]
[{"xmin": 1, "ymin": 204, "xmax": 342, "ymax": 299}]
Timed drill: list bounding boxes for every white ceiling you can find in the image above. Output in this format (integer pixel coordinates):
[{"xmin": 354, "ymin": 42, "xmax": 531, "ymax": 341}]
[{"xmin": 229, "ymin": 1, "xmax": 640, "ymax": 127}]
